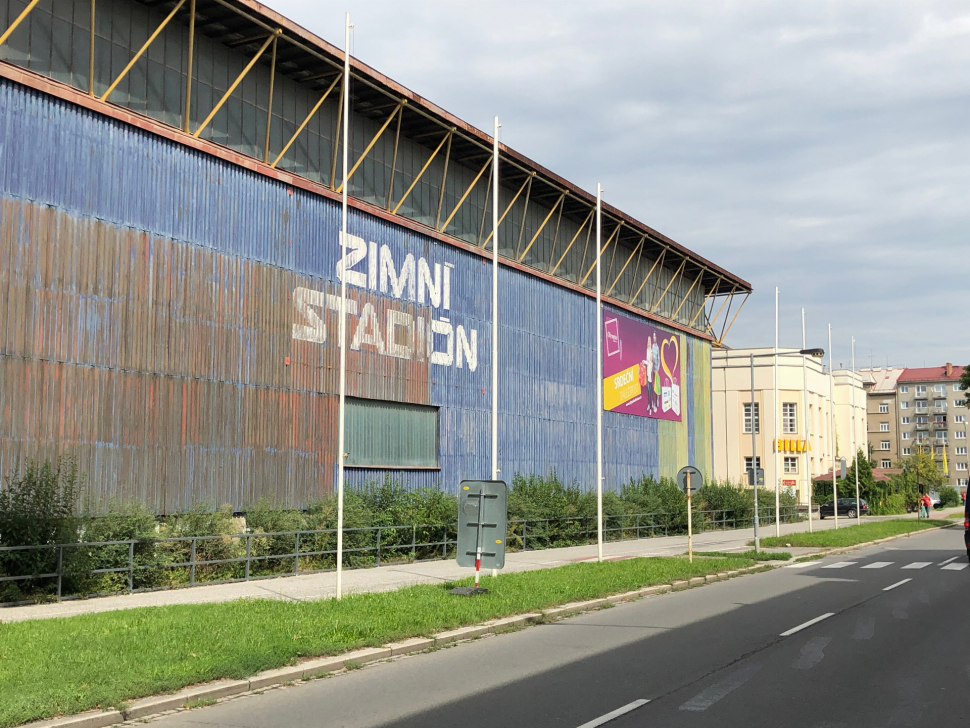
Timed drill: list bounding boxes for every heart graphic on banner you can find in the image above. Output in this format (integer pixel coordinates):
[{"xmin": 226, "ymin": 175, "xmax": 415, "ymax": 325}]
[{"xmin": 661, "ymin": 336, "xmax": 679, "ymax": 383}]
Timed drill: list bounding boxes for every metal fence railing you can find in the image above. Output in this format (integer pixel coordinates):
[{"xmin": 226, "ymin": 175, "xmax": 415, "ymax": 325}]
[{"xmin": 0, "ymin": 506, "xmax": 802, "ymax": 605}]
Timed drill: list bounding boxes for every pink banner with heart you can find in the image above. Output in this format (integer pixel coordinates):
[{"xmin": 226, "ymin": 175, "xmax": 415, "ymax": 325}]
[{"xmin": 602, "ymin": 311, "xmax": 682, "ymax": 421}]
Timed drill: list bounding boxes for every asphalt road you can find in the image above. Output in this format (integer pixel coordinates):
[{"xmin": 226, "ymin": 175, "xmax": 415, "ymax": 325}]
[{"xmin": 154, "ymin": 526, "xmax": 969, "ymax": 728}]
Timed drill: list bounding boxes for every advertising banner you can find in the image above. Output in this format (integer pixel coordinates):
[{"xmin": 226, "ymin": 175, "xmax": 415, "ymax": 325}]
[{"xmin": 603, "ymin": 312, "xmax": 682, "ymax": 421}]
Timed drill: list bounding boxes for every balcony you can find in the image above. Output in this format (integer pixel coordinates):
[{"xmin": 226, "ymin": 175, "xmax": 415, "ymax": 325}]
[
  {"xmin": 933, "ymin": 422, "xmax": 948, "ymax": 430},
  {"xmin": 915, "ymin": 423, "xmax": 929, "ymax": 431},
  {"xmin": 934, "ymin": 406, "xmax": 948, "ymax": 414},
  {"xmin": 915, "ymin": 407, "xmax": 929, "ymax": 415}
]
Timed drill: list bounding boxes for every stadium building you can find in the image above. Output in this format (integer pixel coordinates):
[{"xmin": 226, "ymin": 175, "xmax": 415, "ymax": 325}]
[{"xmin": 0, "ymin": 0, "xmax": 751, "ymax": 512}]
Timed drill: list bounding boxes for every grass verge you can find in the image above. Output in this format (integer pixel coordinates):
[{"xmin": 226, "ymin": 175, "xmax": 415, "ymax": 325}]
[
  {"xmin": 756, "ymin": 518, "xmax": 945, "ymax": 549},
  {"xmin": 693, "ymin": 550, "xmax": 792, "ymax": 561},
  {"xmin": 0, "ymin": 555, "xmax": 755, "ymax": 727}
]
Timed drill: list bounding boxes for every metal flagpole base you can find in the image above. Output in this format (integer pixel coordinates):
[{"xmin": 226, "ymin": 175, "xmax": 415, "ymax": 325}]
[{"xmin": 450, "ymin": 586, "xmax": 489, "ymax": 596}]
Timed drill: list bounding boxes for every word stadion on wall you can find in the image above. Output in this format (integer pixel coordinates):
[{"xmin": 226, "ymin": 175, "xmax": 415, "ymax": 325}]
[{"xmin": 292, "ymin": 233, "xmax": 479, "ymax": 371}]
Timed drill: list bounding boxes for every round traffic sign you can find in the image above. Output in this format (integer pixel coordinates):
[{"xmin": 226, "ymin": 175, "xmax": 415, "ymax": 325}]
[{"xmin": 676, "ymin": 465, "xmax": 702, "ymax": 494}]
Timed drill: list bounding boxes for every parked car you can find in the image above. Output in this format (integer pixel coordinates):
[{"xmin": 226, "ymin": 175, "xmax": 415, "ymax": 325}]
[
  {"xmin": 818, "ymin": 498, "xmax": 869, "ymax": 519},
  {"xmin": 927, "ymin": 491, "xmax": 942, "ymax": 509}
]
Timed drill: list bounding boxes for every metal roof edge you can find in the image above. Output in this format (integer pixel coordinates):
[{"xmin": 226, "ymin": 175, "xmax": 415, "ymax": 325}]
[
  {"xmin": 221, "ymin": 0, "xmax": 751, "ymax": 292},
  {"xmin": 0, "ymin": 62, "xmax": 715, "ymax": 343}
]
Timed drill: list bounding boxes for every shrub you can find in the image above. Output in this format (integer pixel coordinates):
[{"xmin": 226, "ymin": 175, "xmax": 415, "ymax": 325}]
[
  {"xmin": 0, "ymin": 456, "xmax": 84, "ymax": 602},
  {"xmin": 938, "ymin": 486, "xmax": 960, "ymax": 508}
]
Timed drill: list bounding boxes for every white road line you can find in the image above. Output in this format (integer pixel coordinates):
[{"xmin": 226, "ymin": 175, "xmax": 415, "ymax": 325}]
[
  {"xmin": 785, "ymin": 562, "xmax": 815, "ymax": 569},
  {"xmin": 861, "ymin": 562, "xmax": 893, "ymax": 569},
  {"xmin": 576, "ymin": 699, "xmax": 650, "ymax": 728},
  {"xmin": 939, "ymin": 556, "xmax": 959, "ymax": 566},
  {"xmin": 821, "ymin": 562, "xmax": 857, "ymax": 569},
  {"xmin": 902, "ymin": 562, "xmax": 931, "ymax": 570},
  {"xmin": 883, "ymin": 578, "xmax": 912, "ymax": 591},
  {"xmin": 679, "ymin": 664, "xmax": 761, "ymax": 711},
  {"xmin": 941, "ymin": 563, "xmax": 969, "ymax": 571},
  {"xmin": 780, "ymin": 613, "xmax": 835, "ymax": 637}
]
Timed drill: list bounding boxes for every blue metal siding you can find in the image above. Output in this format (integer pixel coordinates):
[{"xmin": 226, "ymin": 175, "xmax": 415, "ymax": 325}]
[{"xmin": 0, "ymin": 78, "xmax": 714, "ymax": 509}]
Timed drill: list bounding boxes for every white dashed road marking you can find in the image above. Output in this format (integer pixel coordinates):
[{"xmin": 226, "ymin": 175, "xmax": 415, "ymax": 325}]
[
  {"xmin": 941, "ymin": 563, "xmax": 969, "ymax": 571},
  {"xmin": 576, "ymin": 699, "xmax": 650, "ymax": 728},
  {"xmin": 785, "ymin": 562, "xmax": 815, "ymax": 569},
  {"xmin": 938, "ymin": 556, "xmax": 959, "ymax": 566},
  {"xmin": 821, "ymin": 562, "xmax": 857, "ymax": 569},
  {"xmin": 883, "ymin": 579, "xmax": 912, "ymax": 591},
  {"xmin": 861, "ymin": 562, "xmax": 893, "ymax": 569},
  {"xmin": 781, "ymin": 613, "xmax": 835, "ymax": 637},
  {"xmin": 901, "ymin": 562, "xmax": 931, "ymax": 570}
]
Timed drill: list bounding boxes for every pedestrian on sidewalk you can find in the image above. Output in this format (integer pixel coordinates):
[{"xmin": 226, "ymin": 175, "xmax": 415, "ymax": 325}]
[{"xmin": 919, "ymin": 493, "xmax": 931, "ymax": 518}]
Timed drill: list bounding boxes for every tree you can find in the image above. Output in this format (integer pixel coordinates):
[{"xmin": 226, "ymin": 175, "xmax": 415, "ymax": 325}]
[
  {"xmin": 961, "ymin": 364, "xmax": 970, "ymax": 397},
  {"xmin": 899, "ymin": 449, "xmax": 945, "ymax": 493}
]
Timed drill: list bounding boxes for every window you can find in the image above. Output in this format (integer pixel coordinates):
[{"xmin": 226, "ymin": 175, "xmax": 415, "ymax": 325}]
[
  {"xmin": 935, "ymin": 400, "xmax": 947, "ymax": 408},
  {"xmin": 916, "ymin": 385, "xmax": 926, "ymax": 395},
  {"xmin": 959, "ymin": 478, "xmax": 968, "ymax": 487},
  {"xmin": 957, "ymin": 463, "xmax": 968, "ymax": 472},
  {"xmin": 880, "ymin": 459, "xmax": 892, "ymax": 468},
  {"xmin": 744, "ymin": 456, "xmax": 762, "ymax": 471},
  {"xmin": 881, "ymin": 440, "xmax": 891, "ymax": 450},
  {"xmin": 957, "ymin": 400, "xmax": 967, "ymax": 407},
  {"xmin": 783, "ymin": 457, "xmax": 798, "ymax": 474},
  {"xmin": 956, "ymin": 415, "xmax": 967, "ymax": 424},
  {"xmin": 782, "ymin": 403, "xmax": 797, "ymax": 434},
  {"xmin": 916, "ymin": 432, "xmax": 928, "ymax": 441},
  {"xmin": 900, "ymin": 385, "xmax": 909, "ymax": 393},
  {"xmin": 743, "ymin": 403, "xmax": 760, "ymax": 434},
  {"xmin": 901, "ymin": 417, "xmax": 910, "ymax": 425},
  {"xmin": 915, "ymin": 400, "xmax": 928, "ymax": 409},
  {"xmin": 879, "ymin": 422, "xmax": 890, "ymax": 432},
  {"xmin": 902, "ymin": 447, "xmax": 912, "ymax": 456},
  {"xmin": 879, "ymin": 403, "xmax": 889, "ymax": 414},
  {"xmin": 900, "ymin": 401, "xmax": 909, "ymax": 410},
  {"xmin": 917, "ymin": 416, "xmax": 928, "ymax": 424},
  {"xmin": 956, "ymin": 431, "xmax": 967, "ymax": 440},
  {"xmin": 958, "ymin": 447, "xmax": 968, "ymax": 456},
  {"xmin": 936, "ymin": 431, "xmax": 948, "ymax": 441},
  {"xmin": 902, "ymin": 432, "xmax": 910, "ymax": 440},
  {"xmin": 345, "ymin": 398, "xmax": 439, "ymax": 467},
  {"xmin": 956, "ymin": 384, "xmax": 964, "ymax": 392},
  {"xmin": 935, "ymin": 384, "xmax": 946, "ymax": 393}
]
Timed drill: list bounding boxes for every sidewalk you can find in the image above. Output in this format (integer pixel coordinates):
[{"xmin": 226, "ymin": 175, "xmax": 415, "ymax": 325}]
[{"xmin": 1, "ymin": 509, "xmax": 959, "ymax": 624}]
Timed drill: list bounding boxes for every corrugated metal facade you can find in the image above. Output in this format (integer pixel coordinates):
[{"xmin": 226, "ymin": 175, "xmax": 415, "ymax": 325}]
[{"xmin": 0, "ymin": 78, "xmax": 713, "ymax": 512}]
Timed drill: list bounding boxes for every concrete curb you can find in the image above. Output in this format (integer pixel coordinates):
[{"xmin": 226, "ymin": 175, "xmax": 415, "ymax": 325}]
[
  {"xmin": 785, "ymin": 520, "xmax": 957, "ymax": 563},
  {"xmin": 20, "ymin": 562, "xmax": 768, "ymax": 728}
]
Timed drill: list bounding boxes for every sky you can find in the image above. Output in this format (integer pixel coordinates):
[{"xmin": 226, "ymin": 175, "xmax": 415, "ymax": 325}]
[{"xmin": 271, "ymin": 0, "xmax": 970, "ymax": 371}]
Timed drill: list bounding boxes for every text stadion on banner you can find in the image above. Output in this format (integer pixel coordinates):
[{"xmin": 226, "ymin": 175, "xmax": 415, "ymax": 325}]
[{"xmin": 602, "ymin": 311, "xmax": 682, "ymax": 421}]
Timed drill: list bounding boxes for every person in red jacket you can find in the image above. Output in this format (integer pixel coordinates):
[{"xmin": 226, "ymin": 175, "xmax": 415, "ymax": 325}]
[{"xmin": 919, "ymin": 493, "xmax": 932, "ymax": 518}]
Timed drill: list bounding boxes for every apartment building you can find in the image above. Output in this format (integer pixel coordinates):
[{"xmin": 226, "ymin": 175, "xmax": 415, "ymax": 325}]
[
  {"xmin": 712, "ymin": 348, "xmax": 867, "ymax": 505},
  {"xmin": 860, "ymin": 367, "xmax": 905, "ymax": 466},
  {"xmin": 896, "ymin": 364, "xmax": 968, "ymax": 489}
]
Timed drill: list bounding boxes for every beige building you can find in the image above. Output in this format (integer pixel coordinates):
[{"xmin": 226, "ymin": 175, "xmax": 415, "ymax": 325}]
[
  {"xmin": 860, "ymin": 367, "xmax": 905, "ymax": 465},
  {"xmin": 712, "ymin": 347, "xmax": 867, "ymax": 504}
]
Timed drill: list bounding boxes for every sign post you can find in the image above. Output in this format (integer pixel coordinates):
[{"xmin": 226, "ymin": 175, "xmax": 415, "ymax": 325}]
[
  {"xmin": 452, "ymin": 480, "xmax": 507, "ymax": 596},
  {"xmin": 677, "ymin": 466, "xmax": 702, "ymax": 563}
]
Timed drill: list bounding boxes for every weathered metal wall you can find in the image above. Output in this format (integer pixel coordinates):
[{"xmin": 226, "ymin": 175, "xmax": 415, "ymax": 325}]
[{"xmin": 0, "ymin": 77, "xmax": 714, "ymax": 511}]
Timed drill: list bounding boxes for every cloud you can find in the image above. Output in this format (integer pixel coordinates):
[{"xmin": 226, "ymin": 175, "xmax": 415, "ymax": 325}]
[{"xmin": 274, "ymin": 0, "xmax": 970, "ymax": 367}]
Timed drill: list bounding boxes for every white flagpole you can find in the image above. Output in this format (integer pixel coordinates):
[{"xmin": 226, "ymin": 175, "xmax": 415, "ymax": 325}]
[
  {"xmin": 852, "ymin": 336, "xmax": 859, "ymax": 519},
  {"xmin": 774, "ymin": 287, "xmax": 780, "ymax": 536},
  {"xmin": 596, "ymin": 184, "xmax": 603, "ymax": 563},
  {"xmin": 829, "ymin": 323, "xmax": 837, "ymax": 530},
  {"xmin": 491, "ymin": 116, "xmax": 500, "ymax": 482},
  {"xmin": 490, "ymin": 116, "xmax": 500, "ymax": 579},
  {"xmin": 335, "ymin": 11, "xmax": 351, "ymax": 600},
  {"xmin": 802, "ymin": 308, "xmax": 812, "ymax": 532}
]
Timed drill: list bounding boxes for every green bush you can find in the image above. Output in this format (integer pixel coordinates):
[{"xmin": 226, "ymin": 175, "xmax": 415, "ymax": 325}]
[
  {"xmin": 869, "ymin": 493, "xmax": 907, "ymax": 516},
  {"xmin": 0, "ymin": 456, "xmax": 84, "ymax": 602},
  {"xmin": 938, "ymin": 486, "xmax": 960, "ymax": 508}
]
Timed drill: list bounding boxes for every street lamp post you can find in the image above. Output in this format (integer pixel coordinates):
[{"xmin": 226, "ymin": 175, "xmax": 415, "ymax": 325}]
[{"xmin": 717, "ymin": 347, "xmax": 825, "ymax": 552}]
